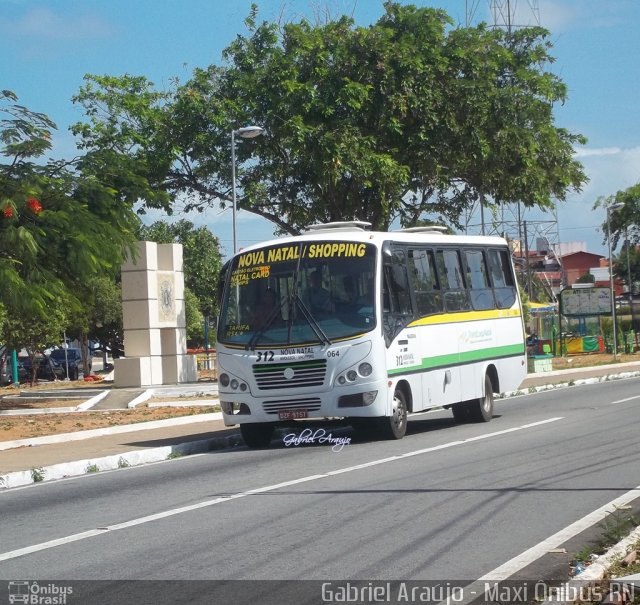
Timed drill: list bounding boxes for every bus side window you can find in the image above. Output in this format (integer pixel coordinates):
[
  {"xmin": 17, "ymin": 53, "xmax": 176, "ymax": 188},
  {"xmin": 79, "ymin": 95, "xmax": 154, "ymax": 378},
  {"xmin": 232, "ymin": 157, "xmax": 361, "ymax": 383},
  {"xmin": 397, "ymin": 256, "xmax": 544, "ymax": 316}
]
[
  {"xmin": 464, "ymin": 249, "xmax": 495, "ymax": 311},
  {"xmin": 488, "ymin": 248, "xmax": 517, "ymax": 308},
  {"xmin": 388, "ymin": 251, "xmax": 412, "ymax": 315},
  {"xmin": 436, "ymin": 249, "xmax": 471, "ymax": 312},
  {"xmin": 408, "ymin": 248, "xmax": 442, "ymax": 316},
  {"xmin": 382, "ymin": 250, "xmax": 413, "ymax": 343}
]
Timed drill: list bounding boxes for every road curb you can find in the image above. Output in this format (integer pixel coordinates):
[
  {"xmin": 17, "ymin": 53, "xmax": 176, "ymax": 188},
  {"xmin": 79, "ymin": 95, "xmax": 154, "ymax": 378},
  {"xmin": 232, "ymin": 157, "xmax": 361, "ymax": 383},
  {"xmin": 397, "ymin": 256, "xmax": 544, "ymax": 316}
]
[
  {"xmin": 541, "ymin": 525, "xmax": 640, "ymax": 604},
  {"xmin": 0, "ymin": 412, "xmax": 224, "ymax": 452},
  {"xmin": 0, "ymin": 430, "xmax": 241, "ymax": 489}
]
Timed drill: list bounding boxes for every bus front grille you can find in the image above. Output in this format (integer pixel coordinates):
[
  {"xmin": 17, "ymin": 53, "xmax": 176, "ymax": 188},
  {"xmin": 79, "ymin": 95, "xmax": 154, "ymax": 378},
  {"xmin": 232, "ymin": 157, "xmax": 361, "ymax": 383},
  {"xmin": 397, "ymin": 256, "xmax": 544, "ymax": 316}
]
[
  {"xmin": 253, "ymin": 360, "xmax": 327, "ymax": 390},
  {"xmin": 263, "ymin": 398, "xmax": 322, "ymax": 414}
]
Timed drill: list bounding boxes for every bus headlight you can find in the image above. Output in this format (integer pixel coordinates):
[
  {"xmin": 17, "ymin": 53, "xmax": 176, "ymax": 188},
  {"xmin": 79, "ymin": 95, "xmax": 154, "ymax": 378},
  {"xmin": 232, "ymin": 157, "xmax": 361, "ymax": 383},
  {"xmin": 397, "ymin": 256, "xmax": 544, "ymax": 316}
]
[
  {"xmin": 346, "ymin": 370, "xmax": 358, "ymax": 382},
  {"xmin": 362, "ymin": 391, "xmax": 378, "ymax": 405},
  {"xmin": 219, "ymin": 373, "xmax": 230, "ymax": 387},
  {"xmin": 337, "ymin": 390, "xmax": 378, "ymax": 407},
  {"xmin": 230, "ymin": 379, "xmax": 239, "ymax": 390},
  {"xmin": 337, "ymin": 375, "xmax": 346, "ymax": 385},
  {"xmin": 358, "ymin": 362, "xmax": 373, "ymax": 377}
]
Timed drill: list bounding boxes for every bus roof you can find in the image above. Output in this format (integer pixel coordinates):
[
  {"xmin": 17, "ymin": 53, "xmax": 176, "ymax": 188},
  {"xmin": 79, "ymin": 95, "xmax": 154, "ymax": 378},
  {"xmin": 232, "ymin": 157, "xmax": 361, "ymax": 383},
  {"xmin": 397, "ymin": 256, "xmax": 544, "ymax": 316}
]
[{"xmin": 236, "ymin": 224, "xmax": 510, "ymax": 256}]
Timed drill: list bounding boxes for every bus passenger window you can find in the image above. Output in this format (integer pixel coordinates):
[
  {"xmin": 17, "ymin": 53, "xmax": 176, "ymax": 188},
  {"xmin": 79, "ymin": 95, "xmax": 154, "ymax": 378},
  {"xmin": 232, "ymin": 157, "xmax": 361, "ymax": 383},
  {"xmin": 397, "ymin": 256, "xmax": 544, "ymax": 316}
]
[
  {"xmin": 388, "ymin": 251, "xmax": 412, "ymax": 315},
  {"xmin": 436, "ymin": 249, "xmax": 471, "ymax": 312},
  {"xmin": 464, "ymin": 249, "xmax": 495, "ymax": 311},
  {"xmin": 488, "ymin": 248, "xmax": 517, "ymax": 309},
  {"xmin": 409, "ymin": 248, "xmax": 442, "ymax": 316}
]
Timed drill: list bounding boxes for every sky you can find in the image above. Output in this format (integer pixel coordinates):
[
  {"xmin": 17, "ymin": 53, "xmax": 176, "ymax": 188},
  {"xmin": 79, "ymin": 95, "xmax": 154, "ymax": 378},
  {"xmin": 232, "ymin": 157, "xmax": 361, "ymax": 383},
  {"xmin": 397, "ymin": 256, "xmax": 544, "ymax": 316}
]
[{"xmin": 1, "ymin": 0, "xmax": 639, "ymax": 260}]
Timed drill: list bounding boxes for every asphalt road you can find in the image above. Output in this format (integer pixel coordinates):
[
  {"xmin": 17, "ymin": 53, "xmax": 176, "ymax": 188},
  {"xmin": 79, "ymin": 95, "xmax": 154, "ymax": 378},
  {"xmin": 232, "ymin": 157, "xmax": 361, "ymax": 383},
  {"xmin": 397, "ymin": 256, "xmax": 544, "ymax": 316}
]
[{"xmin": 1, "ymin": 378, "xmax": 639, "ymax": 603}]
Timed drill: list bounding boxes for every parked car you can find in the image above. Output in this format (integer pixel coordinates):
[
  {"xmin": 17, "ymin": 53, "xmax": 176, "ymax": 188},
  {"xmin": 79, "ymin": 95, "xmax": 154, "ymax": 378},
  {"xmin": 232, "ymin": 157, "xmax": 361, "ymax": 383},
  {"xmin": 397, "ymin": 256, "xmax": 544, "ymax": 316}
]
[
  {"xmin": 48, "ymin": 348, "xmax": 90, "ymax": 380},
  {"xmin": 0, "ymin": 355, "xmax": 27, "ymax": 385},
  {"xmin": 21, "ymin": 356, "xmax": 67, "ymax": 382}
]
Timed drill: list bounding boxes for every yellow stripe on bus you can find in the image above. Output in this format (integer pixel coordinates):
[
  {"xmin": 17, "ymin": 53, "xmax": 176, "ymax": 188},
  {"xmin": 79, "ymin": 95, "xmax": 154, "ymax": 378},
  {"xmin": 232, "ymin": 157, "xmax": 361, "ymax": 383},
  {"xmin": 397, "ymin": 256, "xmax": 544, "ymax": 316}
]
[{"xmin": 408, "ymin": 308, "xmax": 521, "ymax": 327}]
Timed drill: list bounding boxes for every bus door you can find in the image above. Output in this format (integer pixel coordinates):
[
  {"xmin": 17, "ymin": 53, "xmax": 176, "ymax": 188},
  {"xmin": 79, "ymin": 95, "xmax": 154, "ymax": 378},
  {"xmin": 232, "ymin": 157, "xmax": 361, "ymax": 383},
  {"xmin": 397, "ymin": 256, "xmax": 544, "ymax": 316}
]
[
  {"xmin": 433, "ymin": 248, "xmax": 471, "ymax": 405},
  {"xmin": 382, "ymin": 247, "xmax": 421, "ymax": 399}
]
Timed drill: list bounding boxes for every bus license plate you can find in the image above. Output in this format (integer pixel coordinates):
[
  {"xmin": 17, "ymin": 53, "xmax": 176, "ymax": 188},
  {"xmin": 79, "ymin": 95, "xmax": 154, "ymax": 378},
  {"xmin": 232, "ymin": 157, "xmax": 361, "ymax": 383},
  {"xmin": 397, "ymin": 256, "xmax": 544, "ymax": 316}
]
[{"xmin": 278, "ymin": 409, "xmax": 308, "ymax": 420}]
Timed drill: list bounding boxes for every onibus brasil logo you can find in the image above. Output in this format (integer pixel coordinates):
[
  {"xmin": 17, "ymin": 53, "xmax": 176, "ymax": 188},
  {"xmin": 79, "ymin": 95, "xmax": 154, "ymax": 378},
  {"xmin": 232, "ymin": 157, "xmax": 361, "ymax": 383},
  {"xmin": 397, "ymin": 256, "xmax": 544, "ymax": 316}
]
[{"xmin": 7, "ymin": 581, "xmax": 73, "ymax": 604}]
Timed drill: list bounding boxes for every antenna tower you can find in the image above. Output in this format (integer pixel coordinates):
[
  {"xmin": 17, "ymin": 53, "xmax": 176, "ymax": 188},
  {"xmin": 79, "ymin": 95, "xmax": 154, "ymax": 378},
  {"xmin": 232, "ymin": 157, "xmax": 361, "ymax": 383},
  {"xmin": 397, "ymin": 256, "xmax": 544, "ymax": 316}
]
[{"xmin": 463, "ymin": 0, "xmax": 563, "ymax": 300}]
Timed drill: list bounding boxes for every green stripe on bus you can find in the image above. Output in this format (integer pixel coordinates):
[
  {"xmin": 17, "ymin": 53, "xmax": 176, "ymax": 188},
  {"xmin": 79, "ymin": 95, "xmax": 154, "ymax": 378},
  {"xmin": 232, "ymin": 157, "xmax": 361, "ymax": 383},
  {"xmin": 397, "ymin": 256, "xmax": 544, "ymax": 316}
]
[{"xmin": 388, "ymin": 343, "xmax": 525, "ymax": 375}]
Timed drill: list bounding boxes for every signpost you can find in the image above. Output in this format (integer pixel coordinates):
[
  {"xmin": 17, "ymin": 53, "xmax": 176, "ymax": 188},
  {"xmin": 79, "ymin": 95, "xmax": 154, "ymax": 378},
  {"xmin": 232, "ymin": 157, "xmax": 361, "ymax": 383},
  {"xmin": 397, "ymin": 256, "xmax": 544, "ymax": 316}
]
[{"xmin": 558, "ymin": 286, "xmax": 613, "ymax": 355}]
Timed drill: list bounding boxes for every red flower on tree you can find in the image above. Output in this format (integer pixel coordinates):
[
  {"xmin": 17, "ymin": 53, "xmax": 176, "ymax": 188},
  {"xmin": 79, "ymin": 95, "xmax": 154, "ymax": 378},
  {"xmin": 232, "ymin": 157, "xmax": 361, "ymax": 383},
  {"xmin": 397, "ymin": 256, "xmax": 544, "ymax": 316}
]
[
  {"xmin": 26, "ymin": 197, "xmax": 43, "ymax": 214},
  {"xmin": 2, "ymin": 206, "xmax": 13, "ymax": 218}
]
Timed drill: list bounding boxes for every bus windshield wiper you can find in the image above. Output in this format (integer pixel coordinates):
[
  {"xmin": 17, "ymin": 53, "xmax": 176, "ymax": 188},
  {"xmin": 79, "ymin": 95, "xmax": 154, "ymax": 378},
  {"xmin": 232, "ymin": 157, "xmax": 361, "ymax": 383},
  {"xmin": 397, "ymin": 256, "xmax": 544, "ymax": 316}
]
[
  {"xmin": 293, "ymin": 293, "xmax": 332, "ymax": 346},
  {"xmin": 247, "ymin": 300, "xmax": 287, "ymax": 351}
]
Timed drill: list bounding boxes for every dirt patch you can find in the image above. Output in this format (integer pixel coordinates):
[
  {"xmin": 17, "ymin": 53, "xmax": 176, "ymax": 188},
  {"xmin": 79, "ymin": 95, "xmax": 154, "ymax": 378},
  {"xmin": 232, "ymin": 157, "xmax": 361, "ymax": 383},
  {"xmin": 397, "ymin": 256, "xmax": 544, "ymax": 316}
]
[
  {"xmin": 0, "ymin": 406, "xmax": 219, "ymax": 442},
  {"xmin": 0, "ymin": 399, "xmax": 86, "ymax": 410},
  {"xmin": 552, "ymin": 353, "xmax": 640, "ymax": 370}
]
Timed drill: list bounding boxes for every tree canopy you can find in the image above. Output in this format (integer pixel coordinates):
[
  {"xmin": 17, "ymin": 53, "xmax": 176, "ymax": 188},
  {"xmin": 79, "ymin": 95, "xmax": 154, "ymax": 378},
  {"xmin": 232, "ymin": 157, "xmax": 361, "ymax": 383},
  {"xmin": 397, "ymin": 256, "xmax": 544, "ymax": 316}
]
[
  {"xmin": 0, "ymin": 90, "xmax": 140, "ymax": 318},
  {"xmin": 593, "ymin": 183, "xmax": 640, "ymax": 295},
  {"xmin": 71, "ymin": 2, "xmax": 587, "ymax": 236},
  {"xmin": 594, "ymin": 183, "xmax": 640, "ymax": 249}
]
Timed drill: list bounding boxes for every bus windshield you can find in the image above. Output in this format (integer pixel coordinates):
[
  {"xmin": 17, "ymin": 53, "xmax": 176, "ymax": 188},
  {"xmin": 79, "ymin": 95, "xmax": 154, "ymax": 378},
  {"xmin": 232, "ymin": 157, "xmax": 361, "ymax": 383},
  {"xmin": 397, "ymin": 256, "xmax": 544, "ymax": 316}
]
[{"xmin": 218, "ymin": 241, "xmax": 377, "ymax": 347}]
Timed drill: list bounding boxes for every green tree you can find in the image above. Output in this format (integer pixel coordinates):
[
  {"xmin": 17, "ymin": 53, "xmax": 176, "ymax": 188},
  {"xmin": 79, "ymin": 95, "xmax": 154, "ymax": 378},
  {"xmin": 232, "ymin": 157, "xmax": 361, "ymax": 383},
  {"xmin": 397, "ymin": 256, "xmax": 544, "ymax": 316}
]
[
  {"xmin": 0, "ymin": 91, "xmax": 140, "ymax": 321},
  {"xmin": 594, "ymin": 183, "xmax": 640, "ymax": 248},
  {"xmin": 613, "ymin": 245, "xmax": 640, "ymax": 295},
  {"xmin": 71, "ymin": 3, "xmax": 586, "ymax": 236},
  {"xmin": 594, "ymin": 183, "xmax": 640, "ymax": 294},
  {"xmin": 575, "ymin": 272, "xmax": 595, "ymax": 284},
  {"xmin": 3, "ymin": 299, "xmax": 69, "ymax": 385},
  {"xmin": 66, "ymin": 275, "xmax": 125, "ymax": 366},
  {"xmin": 184, "ymin": 287, "xmax": 204, "ymax": 347}
]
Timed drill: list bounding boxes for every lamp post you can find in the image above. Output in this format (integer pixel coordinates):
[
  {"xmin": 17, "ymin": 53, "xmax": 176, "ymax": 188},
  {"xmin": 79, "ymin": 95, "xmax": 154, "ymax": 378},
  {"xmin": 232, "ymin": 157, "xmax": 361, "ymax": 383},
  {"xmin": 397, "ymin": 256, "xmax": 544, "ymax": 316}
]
[
  {"xmin": 623, "ymin": 228, "xmax": 639, "ymax": 352},
  {"xmin": 231, "ymin": 125, "xmax": 264, "ymax": 254},
  {"xmin": 607, "ymin": 202, "xmax": 624, "ymax": 357}
]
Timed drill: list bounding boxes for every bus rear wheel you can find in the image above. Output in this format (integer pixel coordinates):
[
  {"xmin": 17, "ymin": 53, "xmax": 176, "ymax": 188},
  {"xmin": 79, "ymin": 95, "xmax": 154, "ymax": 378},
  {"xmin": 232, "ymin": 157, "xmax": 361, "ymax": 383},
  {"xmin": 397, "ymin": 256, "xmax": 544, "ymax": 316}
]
[
  {"xmin": 378, "ymin": 387, "xmax": 408, "ymax": 440},
  {"xmin": 240, "ymin": 423, "xmax": 275, "ymax": 448},
  {"xmin": 451, "ymin": 402, "xmax": 471, "ymax": 423},
  {"xmin": 469, "ymin": 375, "xmax": 494, "ymax": 422}
]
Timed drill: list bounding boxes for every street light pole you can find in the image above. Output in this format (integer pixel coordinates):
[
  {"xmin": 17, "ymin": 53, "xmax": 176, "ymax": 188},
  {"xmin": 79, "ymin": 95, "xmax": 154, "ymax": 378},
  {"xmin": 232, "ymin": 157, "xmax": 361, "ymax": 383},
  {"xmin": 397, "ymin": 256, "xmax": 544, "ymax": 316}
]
[
  {"xmin": 231, "ymin": 125, "xmax": 264, "ymax": 254},
  {"xmin": 625, "ymin": 229, "xmax": 638, "ymax": 349},
  {"xmin": 607, "ymin": 202, "xmax": 624, "ymax": 357}
]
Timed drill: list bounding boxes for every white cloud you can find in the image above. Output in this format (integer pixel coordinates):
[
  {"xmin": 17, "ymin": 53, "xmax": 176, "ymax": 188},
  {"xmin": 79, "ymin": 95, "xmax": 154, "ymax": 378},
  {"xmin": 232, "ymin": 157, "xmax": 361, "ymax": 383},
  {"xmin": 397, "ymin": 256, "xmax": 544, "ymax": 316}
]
[
  {"xmin": 576, "ymin": 146, "xmax": 640, "ymax": 199},
  {"xmin": 0, "ymin": 7, "xmax": 116, "ymax": 42},
  {"xmin": 573, "ymin": 147, "xmax": 623, "ymax": 158},
  {"xmin": 541, "ymin": 0, "xmax": 630, "ymax": 32}
]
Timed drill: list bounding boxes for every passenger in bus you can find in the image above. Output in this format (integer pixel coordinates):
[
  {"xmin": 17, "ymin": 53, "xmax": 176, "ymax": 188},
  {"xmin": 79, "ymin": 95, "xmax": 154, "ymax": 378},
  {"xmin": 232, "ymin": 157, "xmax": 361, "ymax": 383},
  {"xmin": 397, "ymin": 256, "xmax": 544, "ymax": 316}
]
[
  {"xmin": 307, "ymin": 271, "xmax": 334, "ymax": 314},
  {"xmin": 342, "ymin": 276, "xmax": 358, "ymax": 306},
  {"xmin": 252, "ymin": 288, "xmax": 281, "ymax": 327}
]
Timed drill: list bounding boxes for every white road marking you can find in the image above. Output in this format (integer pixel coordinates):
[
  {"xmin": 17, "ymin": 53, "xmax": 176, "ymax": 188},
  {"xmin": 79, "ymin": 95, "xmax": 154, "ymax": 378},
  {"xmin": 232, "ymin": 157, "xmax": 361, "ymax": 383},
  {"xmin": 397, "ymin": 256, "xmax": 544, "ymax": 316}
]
[
  {"xmin": 478, "ymin": 484, "xmax": 640, "ymax": 580},
  {"xmin": 0, "ymin": 417, "xmax": 563, "ymax": 563},
  {"xmin": 611, "ymin": 395, "xmax": 640, "ymax": 404},
  {"xmin": 445, "ymin": 482, "xmax": 640, "ymax": 605}
]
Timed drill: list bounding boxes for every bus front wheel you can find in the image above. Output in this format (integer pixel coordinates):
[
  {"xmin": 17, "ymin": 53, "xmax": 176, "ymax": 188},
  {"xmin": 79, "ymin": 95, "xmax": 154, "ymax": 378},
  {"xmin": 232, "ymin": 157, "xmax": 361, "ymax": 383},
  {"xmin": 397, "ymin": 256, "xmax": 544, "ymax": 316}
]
[
  {"xmin": 469, "ymin": 375, "xmax": 494, "ymax": 422},
  {"xmin": 240, "ymin": 423, "xmax": 275, "ymax": 448},
  {"xmin": 379, "ymin": 387, "xmax": 408, "ymax": 440}
]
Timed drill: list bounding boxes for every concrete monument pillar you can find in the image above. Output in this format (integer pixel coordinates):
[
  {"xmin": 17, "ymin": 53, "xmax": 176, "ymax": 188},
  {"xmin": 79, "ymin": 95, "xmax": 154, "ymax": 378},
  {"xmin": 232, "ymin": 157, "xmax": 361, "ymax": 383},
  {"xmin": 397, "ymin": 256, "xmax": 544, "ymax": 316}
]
[{"xmin": 114, "ymin": 241, "xmax": 198, "ymax": 387}]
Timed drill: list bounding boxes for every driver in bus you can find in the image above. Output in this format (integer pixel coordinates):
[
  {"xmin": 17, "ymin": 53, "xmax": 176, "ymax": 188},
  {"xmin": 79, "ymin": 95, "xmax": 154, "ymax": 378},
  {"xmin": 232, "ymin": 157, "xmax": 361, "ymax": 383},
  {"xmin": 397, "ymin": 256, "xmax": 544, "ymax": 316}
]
[
  {"xmin": 307, "ymin": 270, "xmax": 334, "ymax": 314},
  {"xmin": 252, "ymin": 288, "xmax": 281, "ymax": 327}
]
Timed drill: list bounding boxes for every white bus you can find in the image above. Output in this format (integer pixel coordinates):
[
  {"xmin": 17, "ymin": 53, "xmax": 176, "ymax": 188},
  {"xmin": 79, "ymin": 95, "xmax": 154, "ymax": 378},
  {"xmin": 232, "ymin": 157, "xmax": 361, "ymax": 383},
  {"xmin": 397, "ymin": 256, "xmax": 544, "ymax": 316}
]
[{"xmin": 216, "ymin": 222, "xmax": 527, "ymax": 448}]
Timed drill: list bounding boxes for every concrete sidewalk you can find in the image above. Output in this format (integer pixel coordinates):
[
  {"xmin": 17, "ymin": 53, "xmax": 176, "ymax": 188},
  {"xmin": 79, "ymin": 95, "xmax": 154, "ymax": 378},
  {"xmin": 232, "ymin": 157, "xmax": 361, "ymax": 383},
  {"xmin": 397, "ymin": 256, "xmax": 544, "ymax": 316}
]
[{"xmin": 1, "ymin": 361, "xmax": 639, "ymax": 489}]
